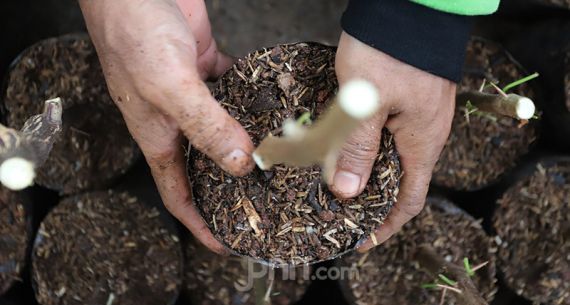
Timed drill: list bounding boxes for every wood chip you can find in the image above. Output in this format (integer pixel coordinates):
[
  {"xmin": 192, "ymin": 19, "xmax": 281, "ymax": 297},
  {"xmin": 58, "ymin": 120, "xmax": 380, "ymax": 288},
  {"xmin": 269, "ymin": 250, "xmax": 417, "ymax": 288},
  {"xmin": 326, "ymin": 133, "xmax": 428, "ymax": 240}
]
[{"xmin": 241, "ymin": 198, "xmax": 264, "ymax": 237}]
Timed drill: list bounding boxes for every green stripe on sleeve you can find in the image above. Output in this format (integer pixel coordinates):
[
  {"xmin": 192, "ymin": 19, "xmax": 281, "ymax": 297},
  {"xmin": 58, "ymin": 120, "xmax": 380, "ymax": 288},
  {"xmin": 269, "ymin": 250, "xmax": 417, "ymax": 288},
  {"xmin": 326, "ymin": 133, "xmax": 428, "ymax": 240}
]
[{"xmin": 410, "ymin": 0, "xmax": 500, "ymax": 15}]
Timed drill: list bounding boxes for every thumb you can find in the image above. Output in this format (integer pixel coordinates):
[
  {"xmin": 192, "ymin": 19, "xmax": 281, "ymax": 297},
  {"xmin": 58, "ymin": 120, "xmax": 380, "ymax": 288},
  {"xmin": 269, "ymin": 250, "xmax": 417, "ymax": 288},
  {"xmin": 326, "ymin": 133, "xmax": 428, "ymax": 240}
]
[
  {"xmin": 157, "ymin": 80, "xmax": 255, "ymax": 177},
  {"xmin": 329, "ymin": 114, "xmax": 387, "ymax": 199},
  {"xmin": 209, "ymin": 51, "xmax": 235, "ymax": 79}
]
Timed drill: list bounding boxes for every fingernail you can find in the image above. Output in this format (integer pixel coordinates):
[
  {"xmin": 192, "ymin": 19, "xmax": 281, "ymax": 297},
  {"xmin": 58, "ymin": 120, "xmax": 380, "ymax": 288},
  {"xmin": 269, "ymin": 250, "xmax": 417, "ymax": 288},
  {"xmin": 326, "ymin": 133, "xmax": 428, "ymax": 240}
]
[
  {"xmin": 221, "ymin": 149, "xmax": 254, "ymax": 176},
  {"xmin": 333, "ymin": 170, "xmax": 361, "ymax": 196}
]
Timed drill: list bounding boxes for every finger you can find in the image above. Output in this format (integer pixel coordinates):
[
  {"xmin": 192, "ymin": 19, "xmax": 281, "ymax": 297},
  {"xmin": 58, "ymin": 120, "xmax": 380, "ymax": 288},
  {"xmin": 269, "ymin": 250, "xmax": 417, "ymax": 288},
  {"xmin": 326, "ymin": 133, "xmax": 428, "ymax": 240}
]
[
  {"xmin": 102, "ymin": 6, "xmax": 255, "ymax": 177},
  {"xmin": 146, "ymin": 134, "xmax": 230, "ymax": 256},
  {"xmin": 357, "ymin": 108, "xmax": 450, "ymax": 252},
  {"xmin": 175, "ymin": 0, "xmax": 233, "ymax": 80},
  {"xmin": 210, "ymin": 49, "xmax": 235, "ymax": 79},
  {"xmin": 149, "ymin": 78, "xmax": 255, "ymax": 177},
  {"xmin": 112, "ymin": 88, "xmax": 229, "ymax": 255},
  {"xmin": 329, "ymin": 113, "xmax": 387, "ymax": 198},
  {"xmin": 195, "ymin": 38, "xmax": 235, "ymax": 80},
  {"xmin": 357, "ymin": 169, "xmax": 431, "ymax": 252}
]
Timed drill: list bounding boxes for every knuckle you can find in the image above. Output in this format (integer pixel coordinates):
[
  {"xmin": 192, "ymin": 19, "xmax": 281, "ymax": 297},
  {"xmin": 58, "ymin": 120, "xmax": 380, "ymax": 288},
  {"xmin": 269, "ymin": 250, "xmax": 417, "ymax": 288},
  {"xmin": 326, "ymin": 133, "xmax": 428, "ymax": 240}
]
[
  {"xmin": 393, "ymin": 199, "xmax": 424, "ymax": 220},
  {"xmin": 138, "ymin": 76, "xmax": 198, "ymax": 107},
  {"xmin": 145, "ymin": 145, "xmax": 179, "ymax": 170},
  {"xmin": 402, "ymin": 199, "xmax": 425, "ymax": 218},
  {"xmin": 184, "ymin": 120, "xmax": 227, "ymax": 154},
  {"xmin": 339, "ymin": 136, "xmax": 379, "ymax": 166}
]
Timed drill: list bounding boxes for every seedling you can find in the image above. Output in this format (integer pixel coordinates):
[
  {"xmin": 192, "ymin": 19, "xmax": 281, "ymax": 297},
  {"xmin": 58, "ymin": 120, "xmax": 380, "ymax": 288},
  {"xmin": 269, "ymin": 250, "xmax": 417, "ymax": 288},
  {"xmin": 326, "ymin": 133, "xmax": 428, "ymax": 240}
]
[
  {"xmin": 416, "ymin": 244, "xmax": 489, "ymax": 305},
  {"xmin": 423, "ymin": 257, "xmax": 489, "ymax": 288},
  {"xmin": 252, "ymin": 79, "xmax": 380, "ymax": 181},
  {"xmin": 464, "ymin": 257, "xmax": 475, "ymax": 277},
  {"xmin": 0, "ymin": 98, "xmax": 62, "ymax": 190},
  {"xmin": 461, "ymin": 73, "xmax": 539, "ymax": 122},
  {"xmin": 296, "ymin": 112, "xmax": 312, "ymax": 126}
]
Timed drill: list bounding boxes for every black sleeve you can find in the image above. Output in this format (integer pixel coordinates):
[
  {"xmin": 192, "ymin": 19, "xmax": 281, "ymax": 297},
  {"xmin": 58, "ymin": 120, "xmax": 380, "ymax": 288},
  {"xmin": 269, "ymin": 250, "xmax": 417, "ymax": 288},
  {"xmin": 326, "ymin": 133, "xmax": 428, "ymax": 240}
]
[{"xmin": 341, "ymin": 0, "xmax": 472, "ymax": 83}]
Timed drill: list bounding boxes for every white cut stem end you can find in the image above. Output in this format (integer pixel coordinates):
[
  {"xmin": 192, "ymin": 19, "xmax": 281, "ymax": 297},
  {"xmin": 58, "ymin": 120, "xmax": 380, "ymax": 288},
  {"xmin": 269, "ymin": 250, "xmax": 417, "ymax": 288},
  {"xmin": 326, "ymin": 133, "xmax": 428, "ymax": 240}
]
[
  {"xmin": 282, "ymin": 119, "xmax": 304, "ymax": 138},
  {"xmin": 252, "ymin": 152, "xmax": 269, "ymax": 170},
  {"xmin": 516, "ymin": 97, "xmax": 535, "ymax": 120},
  {"xmin": 0, "ymin": 157, "xmax": 36, "ymax": 190},
  {"xmin": 338, "ymin": 79, "xmax": 380, "ymax": 119}
]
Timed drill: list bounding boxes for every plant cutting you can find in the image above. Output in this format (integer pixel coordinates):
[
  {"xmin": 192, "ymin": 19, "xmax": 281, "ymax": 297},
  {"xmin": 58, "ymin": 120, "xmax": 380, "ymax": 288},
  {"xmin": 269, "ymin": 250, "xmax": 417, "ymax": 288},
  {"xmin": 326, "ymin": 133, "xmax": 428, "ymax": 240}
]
[
  {"xmin": 189, "ymin": 42, "xmax": 401, "ymax": 266},
  {"xmin": 337, "ymin": 197, "xmax": 497, "ymax": 305},
  {"xmin": 0, "ymin": 98, "xmax": 62, "ymax": 190},
  {"xmin": 503, "ymin": 19, "xmax": 570, "ymax": 152},
  {"xmin": 2, "ymin": 34, "xmax": 139, "ymax": 194},
  {"xmin": 32, "ymin": 191, "xmax": 183, "ymax": 305},
  {"xmin": 493, "ymin": 158, "xmax": 570, "ymax": 304},
  {"xmin": 458, "ymin": 76, "xmax": 536, "ymax": 121},
  {"xmin": 182, "ymin": 237, "xmax": 310, "ymax": 305},
  {"xmin": 432, "ymin": 37, "xmax": 539, "ymax": 191},
  {"xmin": 253, "ymin": 79, "xmax": 380, "ymax": 181}
]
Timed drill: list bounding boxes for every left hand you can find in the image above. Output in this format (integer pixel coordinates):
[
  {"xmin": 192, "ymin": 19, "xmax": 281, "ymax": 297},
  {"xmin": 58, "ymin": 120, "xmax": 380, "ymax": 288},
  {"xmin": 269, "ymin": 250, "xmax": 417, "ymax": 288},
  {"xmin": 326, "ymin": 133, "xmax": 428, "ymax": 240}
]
[
  {"xmin": 331, "ymin": 32, "xmax": 456, "ymax": 252},
  {"xmin": 79, "ymin": 0, "xmax": 254, "ymax": 255}
]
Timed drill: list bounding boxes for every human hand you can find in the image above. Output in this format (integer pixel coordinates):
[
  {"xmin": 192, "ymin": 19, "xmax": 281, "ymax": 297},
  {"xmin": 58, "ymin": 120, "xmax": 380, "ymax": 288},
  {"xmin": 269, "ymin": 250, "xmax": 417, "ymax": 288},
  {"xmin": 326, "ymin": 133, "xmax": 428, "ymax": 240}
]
[
  {"xmin": 79, "ymin": 0, "xmax": 255, "ymax": 254},
  {"xmin": 332, "ymin": 32, "xmax": 455, "ymax": 252}
]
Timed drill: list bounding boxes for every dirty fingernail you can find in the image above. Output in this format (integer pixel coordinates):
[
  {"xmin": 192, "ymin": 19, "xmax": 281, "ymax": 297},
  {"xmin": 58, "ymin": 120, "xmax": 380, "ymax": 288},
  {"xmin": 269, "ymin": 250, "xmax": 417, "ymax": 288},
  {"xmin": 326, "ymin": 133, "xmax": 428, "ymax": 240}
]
[
  {"xmin": 221, "ymin": 149, "xmax": 254, "ymax": 176},
  {"xmin": 333, "ymin": 170, "xmax": 361, "ymax": 197}
]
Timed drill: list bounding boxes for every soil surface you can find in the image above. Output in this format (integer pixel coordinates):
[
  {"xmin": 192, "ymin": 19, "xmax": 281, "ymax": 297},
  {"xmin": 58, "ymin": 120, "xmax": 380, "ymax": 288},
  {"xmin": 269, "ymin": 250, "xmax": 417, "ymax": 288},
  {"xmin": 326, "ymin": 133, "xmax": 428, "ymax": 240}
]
[
  {"xmin": 433, "ymin": 37, "xmax": 538, "ymax": 191},
  {"xmin": 339, "ymin": 198, "xmax": 497, "ymax": 305},
  {"xmin": 32, "ymin": 191, "xmax": 182, "ymax": 305},
  {"xmin": 2, "ymin": 33, "xmax": 139, "ymax": 194},
  {"xmin": 494, "ymin": 160, "xmax": 570, "ymax": 304},
  {"xmin": 0, "ymin": 187, "xmax": 30, "ymax": 295},
  {"xmin": 189, "ymin": 43, "xmax": 401, "ymax": 266},
  {"xmin": 182, "ymin": 238, "xmax": 310, "ymax": 305}
]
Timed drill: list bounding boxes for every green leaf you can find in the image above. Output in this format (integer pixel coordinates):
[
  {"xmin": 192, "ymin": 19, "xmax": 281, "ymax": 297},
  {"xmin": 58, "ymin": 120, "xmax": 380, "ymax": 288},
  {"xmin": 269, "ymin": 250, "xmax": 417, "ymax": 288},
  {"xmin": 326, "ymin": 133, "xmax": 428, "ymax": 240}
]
[
  {"xmin": 421, "ymin": 283, "xmax": 438, "ymax": 289},
  {"xmin": 502, "ymin": 72, "xmax": 539, "ymax": 93},
  {"xmin": 464, "ymin": 257, "xmax": 475, "ymax": 277},
  {"xmin": 438, "ymin": 274, "xmax": 457, "ymax": 286},
  {"xmin": 296, "ymin": 112, "xmax": 312, "ymax": 126}
]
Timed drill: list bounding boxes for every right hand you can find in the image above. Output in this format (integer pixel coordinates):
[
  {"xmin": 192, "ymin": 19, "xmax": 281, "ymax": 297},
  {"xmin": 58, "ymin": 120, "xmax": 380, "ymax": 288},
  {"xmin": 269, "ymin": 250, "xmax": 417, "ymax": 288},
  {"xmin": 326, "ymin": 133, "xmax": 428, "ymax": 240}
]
[{"xmin": 79, "ymin": 0, "xmax": 255, "ymax": 254}]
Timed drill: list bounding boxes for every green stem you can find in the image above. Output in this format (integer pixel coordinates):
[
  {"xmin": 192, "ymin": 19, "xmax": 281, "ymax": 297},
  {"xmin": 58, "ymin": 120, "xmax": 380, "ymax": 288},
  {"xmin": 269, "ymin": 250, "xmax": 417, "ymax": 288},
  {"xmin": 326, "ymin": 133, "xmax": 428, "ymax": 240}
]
[{"xmin": 502, "ymin": 72, "xmax": 539, "ymax": 93}]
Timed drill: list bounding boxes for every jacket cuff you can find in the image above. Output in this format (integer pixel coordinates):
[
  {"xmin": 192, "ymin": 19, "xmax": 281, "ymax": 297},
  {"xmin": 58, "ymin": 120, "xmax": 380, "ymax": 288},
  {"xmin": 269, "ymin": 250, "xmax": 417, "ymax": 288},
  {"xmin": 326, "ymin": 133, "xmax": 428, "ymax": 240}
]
[{"xmin": 341, "ymin": 0, "xmax": 472, "ymax": 83}]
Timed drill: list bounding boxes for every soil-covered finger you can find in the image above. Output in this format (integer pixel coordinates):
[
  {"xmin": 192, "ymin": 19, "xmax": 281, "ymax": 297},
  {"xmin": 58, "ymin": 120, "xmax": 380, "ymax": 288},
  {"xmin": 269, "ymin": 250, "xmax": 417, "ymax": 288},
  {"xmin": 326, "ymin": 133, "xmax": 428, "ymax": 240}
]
[{"xmin": 331, "ymin": 116, "xmax": 385, "ymax": 199}]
